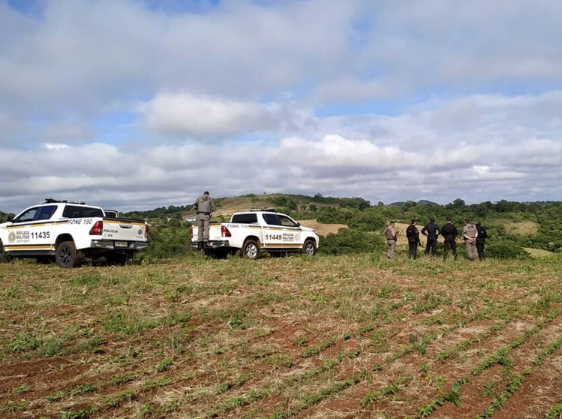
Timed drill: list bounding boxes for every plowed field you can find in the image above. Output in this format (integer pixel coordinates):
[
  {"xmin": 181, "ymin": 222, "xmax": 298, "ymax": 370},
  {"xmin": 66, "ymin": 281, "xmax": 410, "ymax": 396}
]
[{"xmin": 1, "ymin": 253, "xmax": 562, "ymax": 419}]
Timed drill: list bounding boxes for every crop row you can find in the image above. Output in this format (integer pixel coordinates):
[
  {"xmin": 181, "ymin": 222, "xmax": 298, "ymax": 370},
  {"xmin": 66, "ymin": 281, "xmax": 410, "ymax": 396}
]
[{"xmin": 416, "ymin": 308, "xmax": 562, "ymax": 418}]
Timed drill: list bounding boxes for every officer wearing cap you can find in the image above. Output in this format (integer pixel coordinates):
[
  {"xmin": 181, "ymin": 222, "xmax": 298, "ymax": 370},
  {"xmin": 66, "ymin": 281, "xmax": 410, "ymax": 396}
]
[
  {"xmin": 193, "ymin": 191, "xmax": 216, "ymax": 250},
  {"xmin": 440, "ymin": 217, "xmax": 458, "ymax": 260},
  {"xmin": 421, "ymin": 218, "xmax": 440, "ymax": 256}
]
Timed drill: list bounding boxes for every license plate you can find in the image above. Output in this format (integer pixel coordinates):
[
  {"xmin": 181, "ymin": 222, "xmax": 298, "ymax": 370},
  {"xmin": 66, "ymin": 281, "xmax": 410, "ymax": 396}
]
[{"xmin": 115, "ymin": 241, "xmax": 128, "ymax": 248}]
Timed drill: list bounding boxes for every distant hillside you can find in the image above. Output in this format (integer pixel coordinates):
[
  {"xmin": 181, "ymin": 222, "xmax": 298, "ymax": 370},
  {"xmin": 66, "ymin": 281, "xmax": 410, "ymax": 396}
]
[
  {"xmin": 389, "ymin": 200, "xmax": 439, "ymax": 206},
  {"xmin": 180, "ymin": 193, "xmax": 371, "ymax": 220}
]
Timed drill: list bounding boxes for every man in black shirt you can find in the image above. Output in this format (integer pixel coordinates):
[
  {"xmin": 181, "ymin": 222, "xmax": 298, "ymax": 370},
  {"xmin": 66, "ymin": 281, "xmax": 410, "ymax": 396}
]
[
  {"xmin": 441, "ymin": 217, "xmax": 458, "ymax": 260},
  {"xmin": 475, "ymin": 222, "xmax": 488, "ymax": 261},
  {"xmin": 406, "ymin": 220, "xmax": 422, "ymax": 260},
  {"xmin": 421, "ymin": 218, "xmax": 440, "ymax": 256}
]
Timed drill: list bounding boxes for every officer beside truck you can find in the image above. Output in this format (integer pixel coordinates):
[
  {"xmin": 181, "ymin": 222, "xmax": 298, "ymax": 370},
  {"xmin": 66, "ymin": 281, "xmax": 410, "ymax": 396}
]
[{"xmin": 193, "ymin": 191, "xmax": 216, "ymax": 250}]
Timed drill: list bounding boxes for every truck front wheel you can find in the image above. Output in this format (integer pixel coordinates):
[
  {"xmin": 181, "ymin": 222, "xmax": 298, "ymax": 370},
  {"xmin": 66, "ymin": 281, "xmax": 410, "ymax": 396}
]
[
  {"xmin": 242, "ymin": 239, "xmax": 261, "ymax": 260},
  {"xmin": 302, "ymin": 240, "xmax": 317, "ymax": 256},
  {"xmin": 56, "ymin": 241, "xmax": 82, "ymax": 268}
]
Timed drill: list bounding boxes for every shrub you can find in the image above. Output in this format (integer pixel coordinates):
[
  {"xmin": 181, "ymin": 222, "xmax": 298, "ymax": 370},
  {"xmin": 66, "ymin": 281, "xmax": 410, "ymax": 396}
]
[
  {"xmin": 486, "ymin": 242, "xmax": 528, "ymax": 259},
  {"xmin": 139, "ymin": 224, "xmax": 194, "ymax": 259},
  {"xmin": 320, "ymin": 229, "xmax": 385, "ymax": 255}
]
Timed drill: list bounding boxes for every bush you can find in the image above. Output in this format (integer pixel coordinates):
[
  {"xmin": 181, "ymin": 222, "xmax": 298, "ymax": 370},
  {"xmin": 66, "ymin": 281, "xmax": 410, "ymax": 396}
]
[
  {"xmin": 486, "ymin": 242, "xmax": 528, "ymax": 259},
  {"xmin": 320, "ymin": 229, "xmax": 385, "ymax": 256},
  {"xmin": 139, "ymin": 224, "xmax": 194, "ymax": 259}
]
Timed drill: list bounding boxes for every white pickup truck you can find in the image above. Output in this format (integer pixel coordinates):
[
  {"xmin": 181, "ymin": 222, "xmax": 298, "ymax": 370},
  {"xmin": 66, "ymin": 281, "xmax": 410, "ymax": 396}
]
[
  {"xmin": 0, "ymin": 199, "xmax": 149, "ymax": 268},
  {"xmin": 190, "ymin": 209, "xmax": 319, "ymax": 259}
]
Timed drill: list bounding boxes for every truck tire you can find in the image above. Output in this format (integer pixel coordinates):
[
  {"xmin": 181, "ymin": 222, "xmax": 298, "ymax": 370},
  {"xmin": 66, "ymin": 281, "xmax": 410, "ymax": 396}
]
[
  {"xmin": 242, "ymin": 239, "xmax": 261, "ymax": 260},
  {"xmin": 302, "ymin": 240, "xmax": 317, "ymax": 256},
  {"xmin": 56, "ymin": 241, "xmax": 82, "ymax": 268},
  {"xmin": 0, "ymin": 241, "xmax": 10, "ymax": 263}
]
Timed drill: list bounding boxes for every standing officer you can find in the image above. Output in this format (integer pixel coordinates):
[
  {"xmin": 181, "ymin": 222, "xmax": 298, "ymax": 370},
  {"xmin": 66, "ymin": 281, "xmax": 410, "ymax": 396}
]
[
  {"xmin": 384, "ymin": 221, "xmax": 397, "ymax": 259},
  {"xmin": 406, "ymin": 219, "xmax": 422, "ymax": 260},
  {"xmin": 193, "ymin": 191, "xmax": 216, "ymax": 250},
  {"xmin": 475, "ymin": 222, "xmax": 488, "ymax": 261},
  {"xmin": 463, "ymin": 218, "xmax": 478, "ymax": 261},
  {"xmin": 440, "ymin": 217, "xmax": 458, "ymax": 260},
  {"xmin": 421, "ymin": 218, "xmax": 440, "ymax": 256}
]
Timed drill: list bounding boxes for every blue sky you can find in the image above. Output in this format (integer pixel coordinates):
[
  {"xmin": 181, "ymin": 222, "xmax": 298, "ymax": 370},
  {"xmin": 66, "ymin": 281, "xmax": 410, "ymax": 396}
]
[{"xmin": 1, "ymin": 0, "xmax": 562, "ymax": 212}]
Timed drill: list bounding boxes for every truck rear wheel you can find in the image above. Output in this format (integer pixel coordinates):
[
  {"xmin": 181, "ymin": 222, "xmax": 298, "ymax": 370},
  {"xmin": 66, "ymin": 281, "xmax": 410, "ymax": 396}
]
[
  {"xmin": 302, "ymin": 240, "xmax": 317, "ymax": 256},
  {"xmin": 0, "ymin": 241, "xmax": 10, "ymax": 263},
  {"xmin": 242, "ymin": 239, "xmax": 261, "ymax": 260},
  {"xmin": 56, "ymin": 241, "xmax": 82, "ymax": 268}
]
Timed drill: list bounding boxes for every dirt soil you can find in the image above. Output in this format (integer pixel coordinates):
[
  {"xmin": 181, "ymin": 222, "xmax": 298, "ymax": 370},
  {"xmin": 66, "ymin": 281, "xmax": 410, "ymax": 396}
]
[
  {"xmin": 299, "ymin": 220, "xmax": 348, "ymax": 236},
  {"xmin": 1, "ymin": 254, "xmax": 561, "ymax": 419}
]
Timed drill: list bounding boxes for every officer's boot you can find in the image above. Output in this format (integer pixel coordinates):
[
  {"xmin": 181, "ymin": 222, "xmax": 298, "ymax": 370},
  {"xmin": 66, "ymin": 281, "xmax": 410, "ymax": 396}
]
[{"xmin": 197, "ymin": 241, "xmax": 203, "ymax": 251}]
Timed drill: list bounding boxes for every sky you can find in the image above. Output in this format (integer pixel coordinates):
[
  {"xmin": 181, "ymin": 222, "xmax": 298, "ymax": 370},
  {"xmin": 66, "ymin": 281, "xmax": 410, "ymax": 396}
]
[{"xmin": 1, "ymin": 0, "xmax": 562, "ymax": 212}]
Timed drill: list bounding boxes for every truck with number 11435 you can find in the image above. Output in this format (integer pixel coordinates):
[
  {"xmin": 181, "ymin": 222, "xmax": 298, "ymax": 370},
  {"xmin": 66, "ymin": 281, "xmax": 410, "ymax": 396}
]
[{"xmin": 0, "ymin": 199, "xmax": 149, "ymax": 268}]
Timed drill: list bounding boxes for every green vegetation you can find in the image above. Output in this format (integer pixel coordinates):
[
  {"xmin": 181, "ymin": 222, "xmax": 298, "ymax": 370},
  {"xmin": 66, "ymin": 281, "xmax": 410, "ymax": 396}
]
[{"xmin": 96, "ymin": 194, "xmax": 562, "ymax": 260}]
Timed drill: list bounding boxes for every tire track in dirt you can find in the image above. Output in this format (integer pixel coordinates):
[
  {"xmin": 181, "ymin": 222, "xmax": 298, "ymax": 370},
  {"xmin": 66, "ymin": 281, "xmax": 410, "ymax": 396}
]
[
  {"xmin": 297, "ymin": 306, "xmax": 562, "ymax": 419},
  {"xmin": 427, "ymin": 309, "xmax": 562, "ymax": 419},
  {"xmin": 210, "ymin": 284, "xmax": 548, "ymax": 418}
]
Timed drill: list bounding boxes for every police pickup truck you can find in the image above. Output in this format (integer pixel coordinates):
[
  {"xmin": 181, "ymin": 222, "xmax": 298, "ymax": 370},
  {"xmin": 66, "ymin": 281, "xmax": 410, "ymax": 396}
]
[
  {"xmin": 0, "ymin": 199, "xmax": 149, "ymax": 268},
  {"xmin": 190, "ymin": 209, "xmax": 319, "ymax": 259}
]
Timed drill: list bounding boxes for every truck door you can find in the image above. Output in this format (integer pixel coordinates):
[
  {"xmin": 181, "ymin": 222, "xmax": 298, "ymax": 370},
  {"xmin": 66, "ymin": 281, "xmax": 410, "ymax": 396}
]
[
  {"xmin": 277, "ymin": 215, "xmax": 303, "ymax": 247},
  {"xmin": 262, "ymin": 213, "xmax": 283, "ymax": 248},
  {"xmin": 262, "ymin": 213, "xmax": 302, "ymax": 249},
  {"xmin": 4, "ymin": 205, "xmax": 57, "ymax": 252}
]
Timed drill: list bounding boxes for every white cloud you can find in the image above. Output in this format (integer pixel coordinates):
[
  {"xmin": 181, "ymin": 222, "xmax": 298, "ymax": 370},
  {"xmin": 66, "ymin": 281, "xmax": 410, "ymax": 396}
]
[
  {"xmin": 43, "ymin": 143, "xmax": 70, "ymax": 150},
  {"xmin": 1, "ymin": 90, "xmax": 562, "ymax": 212},
  {"xmin": 1, "ymin": 1, "xmax": 562, "ymax": 210},
  {"xmin": 143, "ymin": 93, "xmax": 283, "ymax": 137}
]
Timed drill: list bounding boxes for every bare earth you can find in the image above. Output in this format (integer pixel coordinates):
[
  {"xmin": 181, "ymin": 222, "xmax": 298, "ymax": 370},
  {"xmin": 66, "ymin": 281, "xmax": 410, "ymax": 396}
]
[{"xmin": 1, "ymin": 254, "xmax": 562, "ymax": 419}]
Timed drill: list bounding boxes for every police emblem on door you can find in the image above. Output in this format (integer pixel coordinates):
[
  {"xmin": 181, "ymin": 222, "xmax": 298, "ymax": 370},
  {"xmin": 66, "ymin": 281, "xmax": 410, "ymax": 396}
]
[{"xmin": 8, "ymin": 232, "xmax": 16, "ymax": 243}]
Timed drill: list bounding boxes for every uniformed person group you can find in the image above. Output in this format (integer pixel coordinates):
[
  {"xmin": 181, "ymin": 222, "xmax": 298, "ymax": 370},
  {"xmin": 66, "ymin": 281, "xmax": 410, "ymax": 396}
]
[{"xmin": 384, "ymin": 218, "xmax": 488, "ymax": 261}]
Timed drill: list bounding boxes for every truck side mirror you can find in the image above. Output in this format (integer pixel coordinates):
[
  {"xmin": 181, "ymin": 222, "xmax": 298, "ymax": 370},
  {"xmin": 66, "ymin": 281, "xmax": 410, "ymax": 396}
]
[
  {"xmin": 296, "ymin": 222, "xmax": 301, "ymax": 227},
  {"xmin": 6, "ymin": 215, "xmax": 13, "ymax": 221}
]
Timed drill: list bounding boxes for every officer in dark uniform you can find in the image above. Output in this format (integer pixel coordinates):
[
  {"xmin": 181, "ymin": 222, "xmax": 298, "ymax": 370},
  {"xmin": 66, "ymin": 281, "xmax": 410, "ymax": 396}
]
[
  {"xmin": 440, "ymin": 217, "xmax": 458, "ymax": 260},
  {"xmin": 475, "ymin": 222, "xmax": 488, "ymax": 261},
  {"xmin": 421, "ymin": 218, "xmax": 440, "ymax": 256},
  {"xmin": 406, "ymin": 219, "xmax": 422, "ymax": 260}
]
